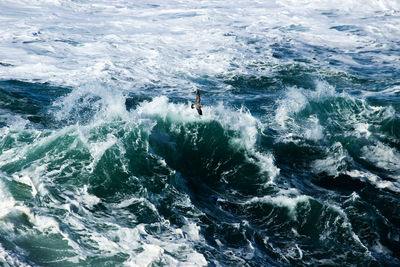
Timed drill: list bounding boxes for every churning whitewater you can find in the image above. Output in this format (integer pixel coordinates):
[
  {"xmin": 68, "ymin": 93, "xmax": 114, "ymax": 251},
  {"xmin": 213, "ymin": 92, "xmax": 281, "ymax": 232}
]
[{"xmin": 1, "ymin": 0, "xmax": 400, "ymax": 266}]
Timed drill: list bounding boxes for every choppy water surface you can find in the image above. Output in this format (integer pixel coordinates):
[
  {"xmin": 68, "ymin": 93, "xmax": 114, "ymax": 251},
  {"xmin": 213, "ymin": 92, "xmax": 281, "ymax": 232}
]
[{"xmin": 1, "ymin": 1, "xmax": 400, "ymax": 266}]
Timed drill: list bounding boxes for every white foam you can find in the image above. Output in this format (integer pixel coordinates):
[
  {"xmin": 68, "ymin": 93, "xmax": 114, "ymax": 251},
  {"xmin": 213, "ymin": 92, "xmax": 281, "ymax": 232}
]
[
  {"xmin": 0, "ymin": 179, "xmax": 16, "ymax": 219},
  {"xmin": 0, "ymin": 243, "xmax": 31, "ymax": 267},
  {"xmin": 36, "ymin": 183, "xmax": 208, "ymax": 266},
  {"xmin": 136, "ymin": 96, "xmax": 279, "ymax": 180},
  {"xmin": 83, "ymin": 131, "xmax": 118, "ymax": 169},
  {"xmin": 275, "ymin": 86, "xmax": 309, "ymax": 130},
  {"xmin": 312, "ymin": 142, "xmax": 349, "ymax": 177},
  {"xmin": 362, "ymin": 86, "xmax": 400, "ymax": 98},
  {"xmin": 354, "ymin": 123, "xmax": 371, "ymax": 138},
  {"xmin": 311, "ymin": 141, "xmax": 400, "ymax": 191},
  {"xmin": 361, "ymin": 142, "xmax": 400, "ymax": 176},
  {"xmin": 278, "ymin": 0, "xmax": 399, "ymax": 14},
  {"xmin": 347, "ymin": 169, "xmax": 400, "ymax": 192},
  {"xmin": 78, "ymin": 222, "xmax": 208, "ymax": 267},
  {"xmin": 274, "ymin": 82, "xmax": 339, "ymax": 142},
  {"xmin": 181, "ymin": 222, "xmax": 202, "ymax": 241},
  {"xmin": 53, "ymin": 82, "xmax": 129, "ymax": 123},
  {"xmin": 128, "ymin": 243, "xmax": 164, "ymax": 267},
  {"xmin": 304, "ymin": 116, "xmax": 324, "ymax": 141},
  {"xmin": 275, "ymin": 80, "xmax": 396, "ymax": 147},
  {"xmin": 137, "ymin": 225, "xmax": 208, "ymax": 267},
  {"xmin": 77, "ymin": 185, "xmax": 100, "ymax": 209},
  {"xmin": 0, "ymin": 112, "xmax": 28, "ymax": 132},
  {"xmin": 246, "ymin": 191, "xmax": 310, "ymax": 220},
  {"xmin": 345, "ymin": 191, "xmax": 360, "ymax": 202},
  {"xmin": 0, "ymin": 0, "xmax": 398, "ymax": 90}
]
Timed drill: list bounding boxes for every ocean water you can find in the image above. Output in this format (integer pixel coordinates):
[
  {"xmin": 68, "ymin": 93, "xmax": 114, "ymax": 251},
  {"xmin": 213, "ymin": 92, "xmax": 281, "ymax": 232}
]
[{"xmin": 0, "ymin": 0, "xmax": 400, "ymax": 266}]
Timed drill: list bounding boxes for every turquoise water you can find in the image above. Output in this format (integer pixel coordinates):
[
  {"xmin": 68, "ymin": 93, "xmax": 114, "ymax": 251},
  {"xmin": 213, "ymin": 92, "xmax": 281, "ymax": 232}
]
[{"xmin": 1, "ymin": 1, "xmax": 400, "ymax": 266}]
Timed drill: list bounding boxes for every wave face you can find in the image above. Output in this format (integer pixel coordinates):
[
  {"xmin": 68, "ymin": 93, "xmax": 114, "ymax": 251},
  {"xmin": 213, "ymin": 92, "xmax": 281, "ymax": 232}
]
[{"xmin": 1, "ymin": 1, "xmax": 400, "ymax": 266}]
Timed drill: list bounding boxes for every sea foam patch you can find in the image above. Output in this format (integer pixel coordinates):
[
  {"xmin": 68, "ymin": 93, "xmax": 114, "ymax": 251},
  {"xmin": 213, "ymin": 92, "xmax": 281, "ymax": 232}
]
[{"xmin": 361, "ymin": 142, "xmax": 400, "ymax": 176}]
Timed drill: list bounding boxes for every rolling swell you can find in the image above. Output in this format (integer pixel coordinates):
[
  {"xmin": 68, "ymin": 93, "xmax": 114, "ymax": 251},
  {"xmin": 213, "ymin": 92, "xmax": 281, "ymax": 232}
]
[
  {"xmin": 0, "ymin": 93, "xmax": 278, "ymax": 265},
  {"xmin": 1, "ymin": 81, "xmax": 399, "ymax": 265},
  {"xmin": 269, "ymin": 82, "xmax": 400, "ymax": 265}
]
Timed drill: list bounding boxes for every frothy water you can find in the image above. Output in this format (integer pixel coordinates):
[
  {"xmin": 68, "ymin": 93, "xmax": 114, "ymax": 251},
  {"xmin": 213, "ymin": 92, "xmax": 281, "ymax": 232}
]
[{"xmin": 1, "ymin": 0, "xmax": 400, "ymax": 266}]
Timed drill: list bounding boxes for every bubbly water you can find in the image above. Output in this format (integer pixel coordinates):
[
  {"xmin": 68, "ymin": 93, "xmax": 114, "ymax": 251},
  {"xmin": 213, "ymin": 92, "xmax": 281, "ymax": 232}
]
[{"xmin": 0, "ymin": 0, "xmax": 400, "ymax": 266}]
